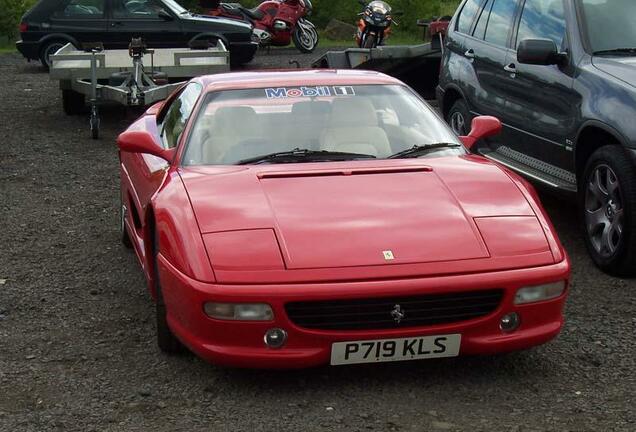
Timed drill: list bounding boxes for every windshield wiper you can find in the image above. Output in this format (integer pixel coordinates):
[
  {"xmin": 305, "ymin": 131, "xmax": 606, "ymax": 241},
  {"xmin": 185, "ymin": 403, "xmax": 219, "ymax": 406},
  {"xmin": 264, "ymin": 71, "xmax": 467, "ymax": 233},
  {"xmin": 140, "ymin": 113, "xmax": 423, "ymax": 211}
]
[
  {"xmin": 388, "ymin": 143, "xmax": 462, "ymax": 159},
  {"xmin": 236, "ymin": 148, "xmax": 377, "ymax": 165},
  {"xmin": 593, "ymin": 48, "xmax": 636, "ymax": 55}
]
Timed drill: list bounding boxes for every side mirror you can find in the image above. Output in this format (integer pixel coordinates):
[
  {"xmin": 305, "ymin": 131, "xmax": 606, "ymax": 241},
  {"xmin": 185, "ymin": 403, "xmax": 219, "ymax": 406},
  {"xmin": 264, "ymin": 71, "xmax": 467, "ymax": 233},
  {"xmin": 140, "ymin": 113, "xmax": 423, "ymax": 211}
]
[
  {"xmin": 517, "ymin": 38, "xmax": 566, "ymax": 66},
  {"xmin": 158, "ymin": 9, "xmax": 173, "ymax": 21},
  {"xmin": 117, "ymin": 130, "xmax": 175, "ymax": 162},
  {"xmin": 459, "ymin": 116, "xmax": 502, "ymax": 151}
]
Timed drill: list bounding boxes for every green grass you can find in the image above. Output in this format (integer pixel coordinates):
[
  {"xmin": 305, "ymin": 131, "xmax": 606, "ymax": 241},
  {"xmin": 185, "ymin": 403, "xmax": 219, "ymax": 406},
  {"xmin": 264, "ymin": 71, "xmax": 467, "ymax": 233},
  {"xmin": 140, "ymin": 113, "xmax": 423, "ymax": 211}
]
[{"xmin": 0, "ymin": 36, "xmax": 16, "ymax": 53}]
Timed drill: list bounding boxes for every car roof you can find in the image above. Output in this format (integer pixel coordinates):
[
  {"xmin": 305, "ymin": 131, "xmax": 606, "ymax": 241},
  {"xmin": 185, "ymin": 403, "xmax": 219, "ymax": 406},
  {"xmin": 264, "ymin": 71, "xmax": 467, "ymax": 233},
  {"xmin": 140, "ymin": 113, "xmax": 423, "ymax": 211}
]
[{"xmin": 198, "ymin": 69, "xmax": 404, "ymax": 92}]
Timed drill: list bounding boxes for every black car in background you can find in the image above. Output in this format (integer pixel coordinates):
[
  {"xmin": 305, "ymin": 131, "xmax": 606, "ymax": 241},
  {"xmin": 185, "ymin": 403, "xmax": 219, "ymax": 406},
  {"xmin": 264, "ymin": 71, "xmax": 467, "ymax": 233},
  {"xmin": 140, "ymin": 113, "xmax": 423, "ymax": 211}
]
[
  {"xmin": 437, "ymin": 0, "xmax": 636, "ymax": 277},
  {"xmin": 16, "ymin": 0, "xmax": 258, "ymax": 67}
]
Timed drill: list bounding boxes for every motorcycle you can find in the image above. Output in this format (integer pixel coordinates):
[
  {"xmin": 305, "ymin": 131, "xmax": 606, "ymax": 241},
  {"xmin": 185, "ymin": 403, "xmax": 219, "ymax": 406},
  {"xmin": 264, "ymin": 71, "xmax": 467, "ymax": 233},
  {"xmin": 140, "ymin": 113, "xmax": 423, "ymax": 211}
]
[
  {"xmin": 204, "ymin": 0, "xmax": 319, "ymax": 53},
  {"xmin": 355, "ymin": 0, "xmax": 402, "ymax": 49}
]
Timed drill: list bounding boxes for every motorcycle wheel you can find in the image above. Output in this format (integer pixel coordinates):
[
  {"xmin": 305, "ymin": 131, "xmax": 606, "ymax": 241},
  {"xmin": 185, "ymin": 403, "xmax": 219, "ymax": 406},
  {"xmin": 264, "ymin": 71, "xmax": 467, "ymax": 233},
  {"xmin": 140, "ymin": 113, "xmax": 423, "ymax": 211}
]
[
  {"xmin": 292, "ymin": 24, "xmax": 319, "ymax": 53},
  {"xmin": 363, "ymin": 33, "xmax": 377, "ymax": 49}
]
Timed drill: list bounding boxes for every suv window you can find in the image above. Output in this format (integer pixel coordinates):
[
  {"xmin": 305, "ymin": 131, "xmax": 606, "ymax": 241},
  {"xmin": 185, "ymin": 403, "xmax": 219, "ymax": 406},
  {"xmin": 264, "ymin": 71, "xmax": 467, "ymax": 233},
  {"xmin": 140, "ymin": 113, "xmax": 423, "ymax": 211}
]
[
  {"xmin": 484, "ymin": 0, "xmax": 518, "ymax": 46},
  {"xmin": 456, "ymin": 0, "xmax": 482, "ymax": 34},
  {"xmin": 160, "ymin": 83, "xmax": 202, "ymax": 149},
  {"xmin": 516, "ymin": 0, "xmax": 566, "ymax": 49},
  {"xmin": 112, "ymin": 0, "xmax": 165, "ymax": 18},
  {"xmin": 53, "ymin": 0, "xmax": 105, "ymax": 17},
  {"xmin": 472, "ymin": 0, "xmax": 493, "ymax": 40}
]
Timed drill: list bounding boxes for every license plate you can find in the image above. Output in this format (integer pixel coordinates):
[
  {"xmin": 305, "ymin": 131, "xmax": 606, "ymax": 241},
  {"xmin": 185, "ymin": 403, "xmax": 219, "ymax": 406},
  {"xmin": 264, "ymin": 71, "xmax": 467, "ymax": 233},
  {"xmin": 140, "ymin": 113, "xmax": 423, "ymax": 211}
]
[{"xmin": 330, "ymin": 334, "xmax": 461, "ymax": 366}]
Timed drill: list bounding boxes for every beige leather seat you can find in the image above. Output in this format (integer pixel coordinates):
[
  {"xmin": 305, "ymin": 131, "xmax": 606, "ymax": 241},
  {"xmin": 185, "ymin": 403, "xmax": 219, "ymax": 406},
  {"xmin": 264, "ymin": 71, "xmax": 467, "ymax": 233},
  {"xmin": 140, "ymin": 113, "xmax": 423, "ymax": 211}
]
[
  {"xmin": 201, "ymin": 106, "xmax": 260, "ymax": 163},
  {"xmin": 320, "ymin": 98, "xmax": 391, "ymax": 157}
]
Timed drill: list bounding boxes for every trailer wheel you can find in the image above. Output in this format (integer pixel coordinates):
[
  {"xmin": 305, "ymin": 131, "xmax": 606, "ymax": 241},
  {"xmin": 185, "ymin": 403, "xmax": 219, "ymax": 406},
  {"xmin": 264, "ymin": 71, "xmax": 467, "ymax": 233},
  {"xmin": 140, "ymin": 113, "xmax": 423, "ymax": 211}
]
[{"xmin": 62, "ymin": 90, "xmax": 86, "ymax": 115}]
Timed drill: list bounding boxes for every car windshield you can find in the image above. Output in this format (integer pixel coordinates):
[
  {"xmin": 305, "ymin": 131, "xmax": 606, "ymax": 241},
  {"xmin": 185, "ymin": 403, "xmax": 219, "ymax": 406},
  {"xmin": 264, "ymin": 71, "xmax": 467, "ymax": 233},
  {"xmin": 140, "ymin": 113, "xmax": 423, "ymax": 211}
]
[
  {"xmin": 580, "ymin": 0, "xmax": 636, "ymax": 54},
  {"xmin": 161, "ymin": 0, "xmax": 187, "ymax": 14},
  {"xmin": 182, "ymin": 84, "xmax": 462, "ymax": 165}
]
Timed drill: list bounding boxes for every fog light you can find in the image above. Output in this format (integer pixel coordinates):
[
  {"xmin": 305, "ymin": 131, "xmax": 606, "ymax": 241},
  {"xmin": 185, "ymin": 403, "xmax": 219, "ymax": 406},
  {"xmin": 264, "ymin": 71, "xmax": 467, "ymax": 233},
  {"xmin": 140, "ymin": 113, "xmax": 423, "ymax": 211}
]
[
  {"xmin": 515, "ymin": 281, "xmax": 565, "ymax": 305},
  {"xmin": 500, "ymin": 312, "xmax": 520, "ymax": 333},
  {"xmin": 264, "ymin": 328, "xmax": 287, "ymax": 348},
  {"xmin": 203, "ymin": 303, "xmax": 273, "ymax": 321}
]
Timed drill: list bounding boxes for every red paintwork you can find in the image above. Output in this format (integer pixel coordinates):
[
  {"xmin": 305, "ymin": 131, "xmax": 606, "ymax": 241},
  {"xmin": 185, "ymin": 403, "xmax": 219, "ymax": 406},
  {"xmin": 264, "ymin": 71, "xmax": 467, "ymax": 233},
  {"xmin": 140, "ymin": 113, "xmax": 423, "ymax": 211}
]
[
  {"xmin": 206, "ymin": 0, "xmax": 309, "ymax": 47},
  {"xmin": 118, "ymin": 69, "xmax": 570, "ymax": 369}
]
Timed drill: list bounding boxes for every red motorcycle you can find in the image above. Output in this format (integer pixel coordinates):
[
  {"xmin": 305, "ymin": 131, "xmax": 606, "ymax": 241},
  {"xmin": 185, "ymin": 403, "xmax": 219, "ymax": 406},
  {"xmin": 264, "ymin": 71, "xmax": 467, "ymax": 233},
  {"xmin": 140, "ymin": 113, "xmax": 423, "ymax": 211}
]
[{"xmin": 204, "ymin": 0, "xmax": 319, "ymax": 53}]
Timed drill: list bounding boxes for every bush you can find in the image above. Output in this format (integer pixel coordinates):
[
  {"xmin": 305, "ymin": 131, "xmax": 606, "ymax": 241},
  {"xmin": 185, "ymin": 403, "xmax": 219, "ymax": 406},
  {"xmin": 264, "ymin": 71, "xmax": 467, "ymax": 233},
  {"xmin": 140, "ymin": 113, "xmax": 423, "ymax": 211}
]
[
  {"xmin": 0, "ymin": 0, "xmax": 461, "ymax": 41},
  {"xmin": 0, "ymin": 0, "xmax": 37, "ymax": 40}
]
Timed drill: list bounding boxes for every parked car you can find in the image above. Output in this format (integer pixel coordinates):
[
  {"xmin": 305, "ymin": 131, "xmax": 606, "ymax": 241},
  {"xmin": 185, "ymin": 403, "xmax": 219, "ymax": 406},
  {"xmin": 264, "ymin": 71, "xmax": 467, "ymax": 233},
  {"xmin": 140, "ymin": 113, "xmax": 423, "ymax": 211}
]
[
  {"xmin": 437, "ymin": 0, "xmax": 636, "ymax": 277},
  {"xmin": 16, "ymin": 0, "xmax": 258, "ymax": 68},
  {"xmin": 116, "ymin": 69, "xmax": 569, "ymax": 368}
]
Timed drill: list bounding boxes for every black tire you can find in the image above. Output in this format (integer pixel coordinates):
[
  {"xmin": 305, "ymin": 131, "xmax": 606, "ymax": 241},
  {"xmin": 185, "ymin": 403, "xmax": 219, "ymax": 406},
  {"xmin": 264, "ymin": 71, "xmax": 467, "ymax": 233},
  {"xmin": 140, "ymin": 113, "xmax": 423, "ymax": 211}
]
[
  {"xmin": 120, "ymin": 199, "xmax": 133, "ymax": 249},
  {"xmin": 39, "ymin": 39, "xmax": 67, "ymax": 69},
  {"xmin": 62, "ymin": 90, "xmax": 86, "ymax": 115},
  {"xmin": 292, "ymin": 25, "xmax": 319, "ymax": 53},
  {"xmin": 446, "ymin": 99, "xmax": 472, "ymax": 137},
  {"xmin": 153, "ymin": 229, "xmax": 185, "ymax": 353},
  {"xmin": 580, "ymin": 145, "xmax": 636, "ymax": 277},
  {"xmin": 362, "ymin": 33, "xmax": 376, "ymax": 49}
]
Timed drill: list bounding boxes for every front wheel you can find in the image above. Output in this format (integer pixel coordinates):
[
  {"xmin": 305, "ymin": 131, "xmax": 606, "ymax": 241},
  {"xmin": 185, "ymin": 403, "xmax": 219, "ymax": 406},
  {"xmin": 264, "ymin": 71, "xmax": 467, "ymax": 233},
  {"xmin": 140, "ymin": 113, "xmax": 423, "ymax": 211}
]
[
  {"xmin": 581, "ymin": 145, "xmax": 636, "ymax": 277},
  {"xmin": 446, "ymin": 99, "xmax": 472, "ymax": 137},
  {"xmin": 362, "ymin": 33, "xmax": 377, "ymax": 49},
  {"xmin": 292, "ymin": 22, "xmax": 319, "ymax": 53},
  {"xmin": 153, "ymin": 229, "xmax": 186, "ymax": 353}
]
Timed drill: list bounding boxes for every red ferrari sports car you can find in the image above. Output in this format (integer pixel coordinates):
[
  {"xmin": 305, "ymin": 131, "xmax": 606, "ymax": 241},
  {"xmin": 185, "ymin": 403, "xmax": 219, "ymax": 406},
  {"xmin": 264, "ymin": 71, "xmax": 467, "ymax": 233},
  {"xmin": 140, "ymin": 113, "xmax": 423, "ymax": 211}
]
[{"xmin": 117, "ymin": 70, "xmax": 570, "ymax": 368}]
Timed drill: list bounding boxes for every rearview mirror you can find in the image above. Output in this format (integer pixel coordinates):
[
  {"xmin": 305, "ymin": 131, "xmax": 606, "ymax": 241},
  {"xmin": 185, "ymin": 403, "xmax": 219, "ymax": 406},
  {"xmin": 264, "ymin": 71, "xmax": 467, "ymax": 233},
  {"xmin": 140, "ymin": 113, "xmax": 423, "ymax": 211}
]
[
  {"xmin": 117, "ymin": 130, "xmax": 175, "ymax": 162},
  {"xmin": 459, "ymin": 116, "xmax": 502, "ymax": 151},
  {"xmin": 517, "ymin": 38, "xmax": 566, "ymax": 66}
]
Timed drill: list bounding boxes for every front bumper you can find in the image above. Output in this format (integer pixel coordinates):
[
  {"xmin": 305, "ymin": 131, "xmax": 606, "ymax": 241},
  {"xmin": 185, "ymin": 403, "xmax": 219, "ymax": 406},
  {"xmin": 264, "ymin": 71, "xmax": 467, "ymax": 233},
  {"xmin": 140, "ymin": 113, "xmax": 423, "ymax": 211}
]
[
  {"xmin": 158, "ymin": 255, "xmax": 569, "ymax": 369},
  {"xmin": 16, "ymin": 40, "xmax": 39, "ymax": 60}
]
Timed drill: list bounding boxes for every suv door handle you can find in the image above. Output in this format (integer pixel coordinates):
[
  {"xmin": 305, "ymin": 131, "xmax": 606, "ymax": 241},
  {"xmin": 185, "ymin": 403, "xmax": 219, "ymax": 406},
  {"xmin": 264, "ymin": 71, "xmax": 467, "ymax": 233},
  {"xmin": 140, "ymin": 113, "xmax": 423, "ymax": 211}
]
[
  {"xmin": 504, "ymin": 63, "xmax": 517, "ymax": 73},
  {"xmin": 464, "ymin": 49, "xmax": 475, "ymax": 59}
]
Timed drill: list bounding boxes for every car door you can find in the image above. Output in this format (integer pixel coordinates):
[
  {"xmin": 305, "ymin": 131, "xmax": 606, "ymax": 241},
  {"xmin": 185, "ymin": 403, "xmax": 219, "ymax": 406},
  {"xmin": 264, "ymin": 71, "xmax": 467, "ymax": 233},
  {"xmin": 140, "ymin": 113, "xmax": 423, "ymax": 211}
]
[
  {"xmin": 48, "ymin": 0, "xmax": 108, "ymax": 45},
  {"xmin": 461, "ymin": 0, "xmax": 521, "ymax": 120},
  {"xmin": 122, "ymin": 83, "xmax": 203, "ymax": 249},
  {"xmin": 499, "ymin": 0, "xmax": 578, "ymax": 172},
  {"xmin": 106, "ymin": 0, "xmax": 183, "ymax": 48}
]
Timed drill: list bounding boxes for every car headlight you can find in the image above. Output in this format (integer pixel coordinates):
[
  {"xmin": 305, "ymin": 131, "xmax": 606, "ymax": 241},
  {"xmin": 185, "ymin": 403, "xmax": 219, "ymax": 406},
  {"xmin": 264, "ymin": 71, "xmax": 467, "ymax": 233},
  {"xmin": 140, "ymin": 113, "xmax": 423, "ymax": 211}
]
[
  {"xmin": 514, "ymin": 282, "xmax": 566, "ymax": 305},
  {"xmin": 204, "ymin": 303, "xmax": 274, "ymax": 321}
]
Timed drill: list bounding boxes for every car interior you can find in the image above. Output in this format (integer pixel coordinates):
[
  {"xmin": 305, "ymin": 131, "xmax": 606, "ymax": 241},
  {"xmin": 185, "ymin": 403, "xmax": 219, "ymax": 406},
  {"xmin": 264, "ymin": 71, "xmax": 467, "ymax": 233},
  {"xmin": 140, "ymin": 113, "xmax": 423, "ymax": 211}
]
[{"xmin": 185, "ymin": 94, "xmax": 449, "ymax": 165}]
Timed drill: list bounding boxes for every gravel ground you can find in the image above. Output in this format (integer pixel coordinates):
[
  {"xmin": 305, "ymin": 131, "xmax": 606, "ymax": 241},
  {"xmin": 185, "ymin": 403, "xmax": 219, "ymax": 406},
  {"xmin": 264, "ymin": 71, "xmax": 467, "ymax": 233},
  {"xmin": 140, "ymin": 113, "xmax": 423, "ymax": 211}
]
[{"xmin": 1, "ymin": 48, "xmax": 635, "ymax": 432}]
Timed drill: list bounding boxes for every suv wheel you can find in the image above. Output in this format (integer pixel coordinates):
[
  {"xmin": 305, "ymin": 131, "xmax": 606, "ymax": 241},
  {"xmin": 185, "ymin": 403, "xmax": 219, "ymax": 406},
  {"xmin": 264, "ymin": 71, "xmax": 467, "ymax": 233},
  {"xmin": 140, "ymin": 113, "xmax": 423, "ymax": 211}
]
[
  {"xmin": 447, "ymin": 99, "xmax": 471, "ymax": 136},
  {"xmin": 39, "ymin": 40, "xmax": 67, "ymax": 69},
  {"xmin": 581, "ymin": 146, "xmax": 636, "ymax": 276}
]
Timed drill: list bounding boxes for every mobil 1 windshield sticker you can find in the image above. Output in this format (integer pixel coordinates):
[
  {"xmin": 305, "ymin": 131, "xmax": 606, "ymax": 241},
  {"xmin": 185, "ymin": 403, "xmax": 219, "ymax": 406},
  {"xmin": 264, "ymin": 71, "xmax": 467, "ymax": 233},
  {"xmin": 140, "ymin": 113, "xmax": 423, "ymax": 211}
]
[{"xmin": 265, "ymin": 86, "xmax": 356, "ymax": 99}]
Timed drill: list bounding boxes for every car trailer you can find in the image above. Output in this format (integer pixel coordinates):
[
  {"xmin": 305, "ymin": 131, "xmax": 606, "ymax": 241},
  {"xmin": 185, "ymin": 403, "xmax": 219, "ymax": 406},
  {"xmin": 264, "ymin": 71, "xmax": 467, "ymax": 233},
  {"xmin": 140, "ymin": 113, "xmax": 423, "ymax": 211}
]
[
  {"xmin": 49, "ymin": 38, "xmax": 229, "ymax": 139},
  {"xmin": 312, "ymin": 18, "xmax": 449, "ymax": 99}
]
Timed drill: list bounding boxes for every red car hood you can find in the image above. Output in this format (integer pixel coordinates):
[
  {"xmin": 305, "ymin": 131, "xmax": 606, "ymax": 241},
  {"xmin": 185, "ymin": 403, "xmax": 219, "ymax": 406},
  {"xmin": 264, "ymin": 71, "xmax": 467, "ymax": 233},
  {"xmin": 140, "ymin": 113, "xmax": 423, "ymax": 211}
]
[{"xmin": 179, "ymin": 157, "xmax": 554, "ymax": 281}]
